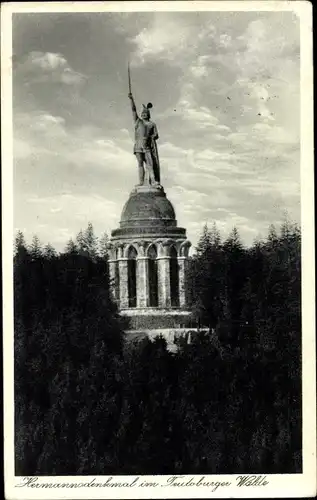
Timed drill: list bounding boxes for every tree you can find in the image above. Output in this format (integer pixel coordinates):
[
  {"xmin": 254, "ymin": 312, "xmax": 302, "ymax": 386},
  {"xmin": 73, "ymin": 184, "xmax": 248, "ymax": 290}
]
[
  {"xmin": 29, "ymin": 235, "xmax": 42, "ymax": 260},
  {"xmin": 75, "ymin": 223, "xmax": 98, "ymax": 260},
  {"xmin": 222, "ymin": 227, "xmax": 246, "ymax": 334},
  {"xmin": 43, "ymin": 243, "xmax": 57, "ymax": 259},
  {"xmin": 83, "ymin": 222, "xmax": 98, "ymax": 260},
  {"xmin": 14, "ymin": 231, "xmax": 29, "ymax": 264},
  {"xmin": 189, "ymin": 222, "xmax": 224, "ymax": 331},
  {"xmin": 64, "ymin": 238, "xmax": 78, "ymax": 254},
  {"xmin": 267, "ymin": 223, "xmax": 278, "ymax": 246},
  {"xmin": 14, "ymin": 230, "xmax": 27, "ymax": 255},
  {"xmin": 195, "ymin": 223, "xmax": 212, "ymax": 256},
  {"xmin": 14, "ymin": 219, "xmax": 302, "ymax": 475},
  {"xmin": 15, "ymin": 243, "xmax": 124, "ymax": 475},
  {"xmin": 99, "ymin": 231, "xmax": 109, "ymax": 259},
  {"xmin": 75, "ymin": 229, "xmax": 85, "ymax": 254},
  {"xmin": 209, "ymin": 221, "xmax": 221, "ymax": 248},
  {"xmin": 224, "ymin": 227, "xmax": 243, "ymax": 252}
]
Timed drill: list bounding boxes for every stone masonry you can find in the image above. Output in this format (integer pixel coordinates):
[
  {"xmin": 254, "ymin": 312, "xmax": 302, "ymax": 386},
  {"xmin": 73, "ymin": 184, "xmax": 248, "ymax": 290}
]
[{"xmin": 109, "ymin": 184, "xmax": 192, "ymax": 333}]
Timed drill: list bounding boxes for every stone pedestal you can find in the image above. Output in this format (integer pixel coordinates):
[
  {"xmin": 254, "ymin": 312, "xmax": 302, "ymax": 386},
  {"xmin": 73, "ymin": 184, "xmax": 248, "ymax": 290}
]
[
  {"xmin": 131, "ymin": 184, "xmax": 164, "ymax": 194},
  {"xmin": 110, "ymin": 184, "xmax": 192, "ymax": 336}
]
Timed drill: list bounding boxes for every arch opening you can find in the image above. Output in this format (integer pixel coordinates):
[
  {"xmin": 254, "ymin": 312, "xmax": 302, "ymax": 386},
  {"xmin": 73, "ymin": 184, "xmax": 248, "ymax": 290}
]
[
  {"xmin": 170, "ymin": 246, "xmax": 179, "ymax": 307},
  {"xmin": 148, "ymin": 245, "xmax": 158, "ymax": 307},
  {"xmin": 127, "ymin": 246, "xmax": 137, "ymax": 308}
]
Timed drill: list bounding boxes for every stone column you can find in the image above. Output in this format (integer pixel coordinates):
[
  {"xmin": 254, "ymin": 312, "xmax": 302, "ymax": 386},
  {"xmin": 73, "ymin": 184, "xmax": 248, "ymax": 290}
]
[
  {"xmin": 157, "ymin": 248, "xmax": 171, "ymax": 308},
  {"xmin": 178, "ymin": 256, "xmax": 187, "ymax": 308},
  {"xmin": 136, "ymin": 257, "xmax": 149, "ymax": 308},
  {"xmin": 108, "ymin": 259, "xmax": 117, "ymax": 300},
  {"xmin": 117, "ymin": 258, "xmax": 129, "ymax": 309}
]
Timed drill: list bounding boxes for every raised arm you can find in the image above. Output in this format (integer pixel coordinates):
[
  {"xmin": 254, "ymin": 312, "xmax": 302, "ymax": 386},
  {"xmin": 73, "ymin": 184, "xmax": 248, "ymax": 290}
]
[{"xmin": 128, "ymin": 93, "xmax": 138, "ymax": 123}]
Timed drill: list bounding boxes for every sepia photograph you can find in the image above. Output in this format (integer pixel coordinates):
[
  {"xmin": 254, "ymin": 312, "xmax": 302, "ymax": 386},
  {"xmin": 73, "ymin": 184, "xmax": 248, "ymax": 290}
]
[{"xmin": 2, "ymin": 1, "xmax": 315, "ymax": 498}]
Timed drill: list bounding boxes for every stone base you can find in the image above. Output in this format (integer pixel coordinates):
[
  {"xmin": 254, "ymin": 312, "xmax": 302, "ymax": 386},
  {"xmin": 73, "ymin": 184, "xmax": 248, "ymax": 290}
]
[
  {"xmin": 124, "ymin": 328, "xmax": 195, "ymax": 352},
  {"xmin": 131, "ymin": 184, "xmax": 164, "ymax": 194},
  {"xmin": 119, "ymin": 308, "xmax": 194, "ymax": 330}
]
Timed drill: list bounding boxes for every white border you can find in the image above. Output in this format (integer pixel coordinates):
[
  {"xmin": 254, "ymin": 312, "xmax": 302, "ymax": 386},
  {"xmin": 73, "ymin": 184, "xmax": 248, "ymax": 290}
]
[{"xmin": 2, "ymin": 2, "xmax": 316, "ymax": 499}]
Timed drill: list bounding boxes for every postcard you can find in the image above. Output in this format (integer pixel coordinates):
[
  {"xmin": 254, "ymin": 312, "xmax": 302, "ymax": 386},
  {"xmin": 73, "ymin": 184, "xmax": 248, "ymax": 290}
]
[{"xmin": 2, "ymin": 1, "xmax": 316, "ymax": 498}]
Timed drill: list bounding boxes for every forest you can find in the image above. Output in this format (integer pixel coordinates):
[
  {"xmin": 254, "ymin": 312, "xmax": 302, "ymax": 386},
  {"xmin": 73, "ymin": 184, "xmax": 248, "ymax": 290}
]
[{"xmin": 14, "ymin": 220, "xmax": 301, "ymax": 475}]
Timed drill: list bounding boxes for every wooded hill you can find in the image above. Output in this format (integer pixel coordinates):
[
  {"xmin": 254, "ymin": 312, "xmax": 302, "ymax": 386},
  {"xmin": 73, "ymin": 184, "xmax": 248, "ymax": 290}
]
[{"xmin": 14, "ymin": 220, "xmax": 301, "ymax": 474}]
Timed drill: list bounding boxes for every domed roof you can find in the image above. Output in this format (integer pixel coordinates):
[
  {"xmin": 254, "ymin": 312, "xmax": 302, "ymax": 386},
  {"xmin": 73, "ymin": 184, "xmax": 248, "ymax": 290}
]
[{"xmin": 120, "ymin": 188, "xmax": 176, "ymax": 228}]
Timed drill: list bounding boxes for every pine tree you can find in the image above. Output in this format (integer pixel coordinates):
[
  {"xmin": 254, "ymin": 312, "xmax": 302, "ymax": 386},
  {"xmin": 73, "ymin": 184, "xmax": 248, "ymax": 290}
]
[
  {"xmin": 75, "ymin": 223, "xmax": 98, "ymax": 260},
  {"xmin": 43, "ymin": 243, "xmax": 57, "ymax": 259},
  {"xmin": 221, "ymin": 227, "xmax": 246, "ymax": 338},
  {"xmin": 224, "ymin": 227, "xmax": 243, "ymax": 251},
  {"xmin": 14, "ymin": 231, "xmax": 29, "ymax": 262},
  {"xmin": 14, "ymin": 230, "xmax": 27, "ymax": 255},
  {"xmin": 280, "ymin": 212, "xmax": 292, "ymax": 239},
  {"xmin": 83, "ymin": 222, "xmax": 98, "ymax": 260},
  {"xmin": 210, "ymin": 222, "xmax": 221, "ymax": 248},
  {"xmin": 195, "ymin": 223, "xmax": 212, "ymax": 256},
  {"xmin": 14, "ymin": 217, "xmax": 302, "ymax": 475},
  {"xmin": 64, "ymin": 238, "xmax": 78, "ymax": 254},
  {"xmin": 267, "ymin": 223, "xmax": 278, "ymax": 244},
  {"xmin": 15, "ymin": 240, "xmax": 124, "ymax": 475},
  {"xmin": 99, "ymin": 231, "xmax": 109, "ymax": 259},
  {"xmin": 75, "ymin": 229, "xmax": 85, "ymax": 254},
  {"xmin": 29, "ymin": 235, "xmax": 42, "ymax": 259},
  {"xmin": 189, "ymin": 222, "xmax": 225, "ymax": 331}
]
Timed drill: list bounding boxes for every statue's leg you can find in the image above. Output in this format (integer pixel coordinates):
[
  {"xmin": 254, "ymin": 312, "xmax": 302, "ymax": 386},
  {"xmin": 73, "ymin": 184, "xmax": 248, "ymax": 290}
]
[
  {"xmin": 135, "ymin": 153, "xmax": 145, "ymax": 185},
  {"xmin": 145, "ymin": 151, "xmax": 158, "ymax": 185}
]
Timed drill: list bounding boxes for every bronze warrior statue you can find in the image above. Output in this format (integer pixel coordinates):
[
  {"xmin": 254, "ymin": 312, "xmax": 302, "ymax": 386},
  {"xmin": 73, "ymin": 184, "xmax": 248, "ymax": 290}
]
[{"xmin": 128, "ymin": 92, "xmax": 161, "ymax": 187}]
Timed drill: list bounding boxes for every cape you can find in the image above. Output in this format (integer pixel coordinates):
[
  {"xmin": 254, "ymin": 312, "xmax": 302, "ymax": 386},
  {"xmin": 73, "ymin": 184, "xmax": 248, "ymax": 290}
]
[{"xmin": 151, "ymin": 138, "xmax": 161, "ymax": 184}]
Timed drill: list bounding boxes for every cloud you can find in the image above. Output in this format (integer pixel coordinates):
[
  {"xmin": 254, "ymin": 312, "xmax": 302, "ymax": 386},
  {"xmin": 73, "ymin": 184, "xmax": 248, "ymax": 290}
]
[
  {"xmin": 13, "ymin": 12, "xmax": 301, "ymax": 250},
  {"xmin": 190, "ymin": 55, "xmax": 212, "ymax": 78},
  {"xmin": 182, "ymin": 105, "xmax": 226, "ymax": 131},
  {"xmin": 129, "ymin": 15, "xmax": 195, "ymax": 66},
  {"xmin": 14, "ymin": 110, "xmax": 132, "ymax": 171},
  {"xmin": 16, "ymin": 51, "xmax": 87, "ymax": 86},
  {"xmin": 21, "ymin": 192, "xmax": 121, "ymax": 249},
  {"xmin": 157, "ymin": 123, "xmax": 300, "ymax": 248},
  {"xmin": 14, "ymin": 109, "xmax": 137, "ymax": 250},
  {"xmin": 30, "ymin": 52, "xmax": 68, "ymax": 71}
]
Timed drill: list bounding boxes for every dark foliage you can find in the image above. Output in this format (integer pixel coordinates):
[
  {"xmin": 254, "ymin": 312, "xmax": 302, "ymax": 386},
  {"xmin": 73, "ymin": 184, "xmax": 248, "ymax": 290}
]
[{"xmin": 14, "ymin": 221, "xmax": 301, "ymax": 474}]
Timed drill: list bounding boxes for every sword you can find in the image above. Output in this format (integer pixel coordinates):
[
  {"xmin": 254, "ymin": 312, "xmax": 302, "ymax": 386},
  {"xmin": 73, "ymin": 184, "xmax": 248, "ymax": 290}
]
[{"xmin": 128, "ymin": 61, "xmax": 132, "ymax": 95}]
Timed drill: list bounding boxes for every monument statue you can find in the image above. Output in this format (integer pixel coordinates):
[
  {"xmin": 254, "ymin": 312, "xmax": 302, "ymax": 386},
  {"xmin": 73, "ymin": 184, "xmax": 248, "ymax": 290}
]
[{"xmin": 128, "ymin": 64, "xmax": 161, "ymax": 187}]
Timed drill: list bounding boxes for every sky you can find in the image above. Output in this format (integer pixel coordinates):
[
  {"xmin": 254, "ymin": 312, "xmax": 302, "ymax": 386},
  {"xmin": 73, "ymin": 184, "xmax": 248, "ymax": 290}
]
[{"xmin": 12, "ymin": 9, "xmax": 300, "ymax": 251}]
